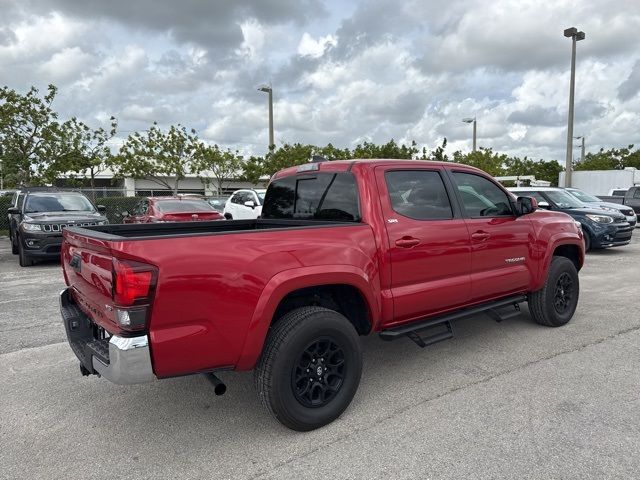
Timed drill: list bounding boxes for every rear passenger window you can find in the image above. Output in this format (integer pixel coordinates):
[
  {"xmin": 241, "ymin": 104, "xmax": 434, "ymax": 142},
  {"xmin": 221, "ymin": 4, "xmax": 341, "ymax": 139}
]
[
  {"xmin": 262, "ymin": 173, "xmax": 360, "ymax": 222},
  {"xmin": 452, "ymin": 172, "xmax": 513, "ymax": 217},
  {"xmin": 385, "ymin": 170, "xmax": 453, "ymax": 220}
]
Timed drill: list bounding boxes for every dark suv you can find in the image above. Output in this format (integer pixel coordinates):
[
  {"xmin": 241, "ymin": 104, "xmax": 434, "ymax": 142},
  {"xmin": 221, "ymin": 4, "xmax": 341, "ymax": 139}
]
[
  {"xmin": 509, "ymin": 187, "xmax": 632, "ymax": 251},
  {"xmin": 7, "ymin": 188, "xmax": 108, "ymax": 266}
]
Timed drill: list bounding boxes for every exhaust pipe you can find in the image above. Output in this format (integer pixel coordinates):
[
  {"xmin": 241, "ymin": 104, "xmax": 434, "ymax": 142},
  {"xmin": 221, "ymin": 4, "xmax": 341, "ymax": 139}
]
[{"xmin": 204, "ymin": 373, "xmax": 227, "ymax": 396}]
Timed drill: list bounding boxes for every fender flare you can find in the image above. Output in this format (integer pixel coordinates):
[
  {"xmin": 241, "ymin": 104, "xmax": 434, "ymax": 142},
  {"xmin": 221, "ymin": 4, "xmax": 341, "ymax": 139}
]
[
  {"xmin": 535, "ymin": 233, "xmax": 584, "ymax": 291},
  {"xmin": 235, "ymin": 265, "xmax": 381, "ymax": 370}
]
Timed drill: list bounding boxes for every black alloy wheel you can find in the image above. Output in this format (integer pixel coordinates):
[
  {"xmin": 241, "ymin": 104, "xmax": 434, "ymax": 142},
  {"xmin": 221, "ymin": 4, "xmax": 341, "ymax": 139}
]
[
  {"xmin": 553, "ymin": 272, "xmax": 574, "ymax": 315},
  {"xmin": 292, "ymin": 338, "xmax": 345, "ymax": 408}
]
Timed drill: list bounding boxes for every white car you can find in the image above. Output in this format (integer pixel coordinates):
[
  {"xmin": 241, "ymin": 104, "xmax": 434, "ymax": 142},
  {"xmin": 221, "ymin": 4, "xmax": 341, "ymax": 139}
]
[{"xmin": 223, "ymin": 189, "xmax": 267, "ymax": 220}]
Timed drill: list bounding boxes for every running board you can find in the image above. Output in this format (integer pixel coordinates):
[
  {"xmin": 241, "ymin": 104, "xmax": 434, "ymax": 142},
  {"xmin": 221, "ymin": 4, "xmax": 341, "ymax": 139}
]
[{"xmin": 379, "ymin": 295, "xmax": 527, "ymax": 347}]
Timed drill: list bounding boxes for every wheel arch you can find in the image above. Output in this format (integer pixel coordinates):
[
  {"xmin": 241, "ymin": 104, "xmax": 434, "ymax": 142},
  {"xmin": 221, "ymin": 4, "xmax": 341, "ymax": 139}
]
[{"xmin": 236, "ymin": 266, "xmax": 381, "ymax": 370}]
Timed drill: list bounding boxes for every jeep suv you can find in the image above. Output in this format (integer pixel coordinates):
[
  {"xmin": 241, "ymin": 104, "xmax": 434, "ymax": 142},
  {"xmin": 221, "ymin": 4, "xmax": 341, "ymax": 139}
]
[{"xmin": 7, "ymin": 188, "xmax": 108, "ymax": 266}]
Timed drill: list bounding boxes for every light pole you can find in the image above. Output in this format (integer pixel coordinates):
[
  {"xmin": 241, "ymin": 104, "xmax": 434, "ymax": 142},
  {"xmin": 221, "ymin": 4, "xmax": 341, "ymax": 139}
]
[
  {"xmin": 462, "ymin": 117, "xmax": 477, "ymax": 152},
  {"xmin": 257, "ymin": 84, "xmax": 274, "ymax": 152},
  {"xmin": 573, "ymin": 135, "xmax": 585, "ymax": 164},
  {"xmin": 563, "ymin": 27, "xmax": 585, "ymax": 187}
]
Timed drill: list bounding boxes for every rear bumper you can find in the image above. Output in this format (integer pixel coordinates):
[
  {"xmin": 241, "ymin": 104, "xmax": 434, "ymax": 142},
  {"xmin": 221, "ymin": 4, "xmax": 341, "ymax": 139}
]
[{"xmin": 60, "ymin": 288, "xmax": 155, "ymax": 385}]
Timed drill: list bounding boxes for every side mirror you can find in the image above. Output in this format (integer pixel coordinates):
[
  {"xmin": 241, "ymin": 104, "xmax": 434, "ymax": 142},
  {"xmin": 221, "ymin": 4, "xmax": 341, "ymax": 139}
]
[
  {"xmin": 244, "ymin": 200, "xmax": 256, "ymax": 209},
  {"xmin": 96, "ymin": 205, "xmax": 106, "ymax": 212},
  {"xmin": 7, "ymin": 207, "xmax": 20, "ymax": 215},
  {"xmin": 516, "ymin": 196, "xmax": 538, "ymax": 215},
  {"xmin": 538, "ymin": 201, "xmax": 550, "ymax": 209}
]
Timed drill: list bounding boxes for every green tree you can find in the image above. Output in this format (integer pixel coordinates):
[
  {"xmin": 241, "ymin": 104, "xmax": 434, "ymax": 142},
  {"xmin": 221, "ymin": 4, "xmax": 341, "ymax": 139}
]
[
  {"xmin": 0, "ymin": 84, "xmax": 65, "ymax": 186},
  {"xmin": 241, "ymin": 155, "xmax": 266, "ymax": 185},
  {"xmin": 253, "ymin": 143, "xmax": 315, "ymax": 179},
  {"xmin": 193, "ymin": 143, "xmax": 243, "ymax": 194},
  {"xmin": 421, "ymin": 138, "xmax": 449, "ymax": 161},
  {"xmin": 313, "ymin": 143, "xmax": 351, "ymax": 160},
  {"xmin": 503, "ymin": 156, "xmax": 563, "ymax": 186},
  {"xmin": 44, "ymin": 116, "xmax": 118, "ymax": 189},
  {"xmin": 452, "ymin": 147, "xmax": 507, "ymax": 176},
  {"xmin": 112, "ymin": 123, "xmax": 199, "ymax": 193},
  {"xmin": 574, "ymin": 145, "xmax": 637, "ymax": 171},
  {"xmin": 622, "ymin": 146, "xmax": 640, "ymax": 169},
  {"xmin": 351, "ymin": 139, "xmax": 418, "ymax": 159}
]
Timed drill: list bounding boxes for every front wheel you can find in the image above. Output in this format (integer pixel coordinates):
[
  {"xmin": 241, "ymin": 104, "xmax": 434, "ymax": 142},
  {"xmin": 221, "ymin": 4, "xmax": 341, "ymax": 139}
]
[
  {"xmin": 583, "ymin": 231, "xmax": 591, "ymax": 252},
  {"xmin": 528, "ymin": 256, "xmax": 579, "ymax": 327},
  {"xmin": 254, "ymin": 306, "xmax": 362, "ymax": 431},
  {"xmin": 11, "ymin": 229, "xmax": 19, "ymax": 255},
  {"xmin": 18, "ymin": 237, "xmax": 35, "ymax": 267}
]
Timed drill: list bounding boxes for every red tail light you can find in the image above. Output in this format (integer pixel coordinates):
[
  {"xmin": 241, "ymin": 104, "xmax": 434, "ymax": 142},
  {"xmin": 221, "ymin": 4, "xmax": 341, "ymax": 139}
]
[{"xmin": 112, "ymin": 258, "xmax": 158, "ymax": 307}]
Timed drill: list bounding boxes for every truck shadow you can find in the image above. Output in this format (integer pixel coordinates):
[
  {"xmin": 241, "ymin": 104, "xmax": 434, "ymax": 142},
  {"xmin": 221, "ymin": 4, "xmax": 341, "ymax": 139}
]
[{"xmin": 95, "ymin": 305, "xmax": 569, "ymax": 449}]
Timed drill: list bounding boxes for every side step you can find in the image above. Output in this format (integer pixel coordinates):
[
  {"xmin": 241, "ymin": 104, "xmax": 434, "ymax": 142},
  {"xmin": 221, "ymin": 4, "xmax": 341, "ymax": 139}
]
[{"xmin": 379, "ymin": 295, "xmax": 526, "ymax": 348}]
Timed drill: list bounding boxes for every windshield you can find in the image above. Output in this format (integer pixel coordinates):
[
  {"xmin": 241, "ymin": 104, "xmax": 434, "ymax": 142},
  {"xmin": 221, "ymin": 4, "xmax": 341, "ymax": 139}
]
[
  {"xmin": 155, "ymin": 199, "xmax": 216, "ymax": 213},
  {"xmin": 256, "ymin": 190, "xmax": 266, "ymax": 204},
  {"xmin": 24, "ymin": 193, "xmax": 95, "ymax": 213},
  {"xmin": 545, "ymin": 190, "xmax": 585, "ymax": 209},
  {"xmin": 568, "ymin": 189, "xmax": 600, "ymax": 203},
  {"xmin": 207, "ymin": 197, "xmax": 227, "ymax": 211}
]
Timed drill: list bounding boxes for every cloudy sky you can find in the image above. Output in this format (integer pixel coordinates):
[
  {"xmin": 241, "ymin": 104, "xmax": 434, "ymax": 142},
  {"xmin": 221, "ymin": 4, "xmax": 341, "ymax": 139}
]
[{"xmin": 1, "ymin": 0, "xmax": 639, "ymax": 162}]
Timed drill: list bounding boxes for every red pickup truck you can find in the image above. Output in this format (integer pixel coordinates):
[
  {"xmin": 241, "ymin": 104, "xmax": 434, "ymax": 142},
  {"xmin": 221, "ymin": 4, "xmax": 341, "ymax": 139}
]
[{"xmin": 60, "ymin": 159, "xmax": 584, "ymax": 430}]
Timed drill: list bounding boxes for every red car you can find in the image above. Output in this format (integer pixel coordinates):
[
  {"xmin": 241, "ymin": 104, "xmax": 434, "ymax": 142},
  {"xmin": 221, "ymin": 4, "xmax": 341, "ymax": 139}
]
[
  {"xmin": 60, "ymin": 159, "xmax": 583, "ymax": 430},
  {"xmin": 122, "ymin": 197, "xmax": 223, "ymax": 223}
]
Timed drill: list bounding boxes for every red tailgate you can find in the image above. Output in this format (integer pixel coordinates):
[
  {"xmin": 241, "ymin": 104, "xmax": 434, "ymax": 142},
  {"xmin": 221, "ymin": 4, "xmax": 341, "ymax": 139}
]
[{"xmin": 62, "ymin": 229, "xmax": 119, "ymax": 333}]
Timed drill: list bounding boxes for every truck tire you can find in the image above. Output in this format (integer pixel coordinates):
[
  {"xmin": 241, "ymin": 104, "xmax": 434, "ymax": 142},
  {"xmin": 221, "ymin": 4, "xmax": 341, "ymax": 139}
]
[
  {"xmin": 528, "ymin": 256, "xmax": 579, "ymax": 327},
  {"xmin": 254, "ymin": 306, "xmax": 362, "ymax": 431},
  {"xmin": 18, "ymin": 237, "xmax": 34, "ymax": 267}
]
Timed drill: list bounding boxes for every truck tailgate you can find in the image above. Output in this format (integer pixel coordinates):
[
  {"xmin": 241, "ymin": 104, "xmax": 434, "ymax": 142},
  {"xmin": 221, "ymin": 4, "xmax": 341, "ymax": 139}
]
[{"xmin": 61, "ymin": 229, "xmax": 120, "ymax": 333}]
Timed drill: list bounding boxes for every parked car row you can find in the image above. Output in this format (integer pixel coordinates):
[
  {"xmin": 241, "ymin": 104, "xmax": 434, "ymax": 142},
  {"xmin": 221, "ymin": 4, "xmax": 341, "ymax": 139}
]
[
  {"xmin": 5, "ymin": 187, "xmax": 275, "ymax": 267},
  {"xmin": 508, "ymin": 187, "xmax": 634, "ymax": 251}
]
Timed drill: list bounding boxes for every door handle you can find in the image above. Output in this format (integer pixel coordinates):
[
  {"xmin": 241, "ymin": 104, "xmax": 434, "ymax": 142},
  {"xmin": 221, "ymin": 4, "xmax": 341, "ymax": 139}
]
[
  {"xmin": 395, "ymin": 236, "xmax": 420, "ymax": 248},
  {"xmin": 471, "ymin": 231, "xmax": 490, "ymax": 241}
]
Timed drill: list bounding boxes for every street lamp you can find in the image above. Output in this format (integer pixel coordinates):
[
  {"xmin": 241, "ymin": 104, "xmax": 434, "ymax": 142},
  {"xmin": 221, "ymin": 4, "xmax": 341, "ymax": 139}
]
[
  {"xmin": 563, "ymin": 27, "xmax": 585, "ymax": 187},
  {"xmin": 257, "ymin": 84, "xmax": 274, "ymax": 152},
  {"xmin": 573, "ymin": 135, "xmax": 585, "ymax": 164},
  {"xmin": 462, "ymin": 117, "xmax": 477, "ymax": 152}
]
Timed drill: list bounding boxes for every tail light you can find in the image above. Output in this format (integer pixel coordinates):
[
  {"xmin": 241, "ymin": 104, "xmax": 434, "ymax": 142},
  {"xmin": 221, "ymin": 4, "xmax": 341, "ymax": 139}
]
[{"xmin": 112, "ymin": 258, "xmax": 158, "ymax": 332}]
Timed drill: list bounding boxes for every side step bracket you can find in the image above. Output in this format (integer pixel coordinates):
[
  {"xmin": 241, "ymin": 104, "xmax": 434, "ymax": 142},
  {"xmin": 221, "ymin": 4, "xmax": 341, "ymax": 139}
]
[{"xmin": 379, "ymin": 294, "xmax": 526, "ymax": 347}]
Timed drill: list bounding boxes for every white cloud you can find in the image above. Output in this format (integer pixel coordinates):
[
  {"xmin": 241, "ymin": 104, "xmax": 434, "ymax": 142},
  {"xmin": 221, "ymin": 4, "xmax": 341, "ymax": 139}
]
[
  {"xmin": 0, "ymin": 1, "xmax": 638, "ymax": 162},
  {"xmin": 297, "ymin": 32, "xmax": 336, "ymax": 58},
  {"xmin": 39, "ymin": 47, "xmax": 94, "ymax": 82}
]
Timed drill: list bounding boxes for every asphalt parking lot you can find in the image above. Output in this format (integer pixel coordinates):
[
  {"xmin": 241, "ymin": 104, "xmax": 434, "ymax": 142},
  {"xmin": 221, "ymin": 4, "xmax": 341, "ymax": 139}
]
[{"xmin": 1, "ymin": 235, "xmax": 639, "ymax": 479}]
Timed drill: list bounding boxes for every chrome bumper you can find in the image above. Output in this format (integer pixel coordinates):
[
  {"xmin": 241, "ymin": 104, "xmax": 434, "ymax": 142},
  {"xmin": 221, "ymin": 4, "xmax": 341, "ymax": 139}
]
[
  {"xmin": 60, "ymin": 288, "xmax": 155, "ymax": 385},
  {"xmin": 92, "ymin": 335, "xmax": 156, "ymax": 385}
]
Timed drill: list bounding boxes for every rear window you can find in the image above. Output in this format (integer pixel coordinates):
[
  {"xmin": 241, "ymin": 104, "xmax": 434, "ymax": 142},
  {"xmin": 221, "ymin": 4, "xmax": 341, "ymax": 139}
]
[
  {"xmin": 155, "ymin": 199, "xmax": 216, "ymax": 213},
  {"xmin": 262, "ymin": 173, "xmax": 360, "ymax": 222}
]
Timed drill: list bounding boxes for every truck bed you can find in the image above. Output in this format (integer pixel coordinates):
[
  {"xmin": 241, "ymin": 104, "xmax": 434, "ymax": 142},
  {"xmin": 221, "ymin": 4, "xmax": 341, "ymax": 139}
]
[{"xmin": 66, "ymin": 218, "xmax": 354, "ymax": 240}]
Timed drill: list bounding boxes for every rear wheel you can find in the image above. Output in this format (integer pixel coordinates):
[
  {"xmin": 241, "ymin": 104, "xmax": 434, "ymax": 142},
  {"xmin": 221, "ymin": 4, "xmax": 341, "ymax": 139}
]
[
  {"xmin": 254, "ymin": 306, "xmax": 362, "ymax": 431},
  {"xmin": 528, "ymin": 256, "xmax": 579, "ymax": 327},
  {"xmin": 18, "ymin": 236, "xmax": 34, "ymax": 267}
]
